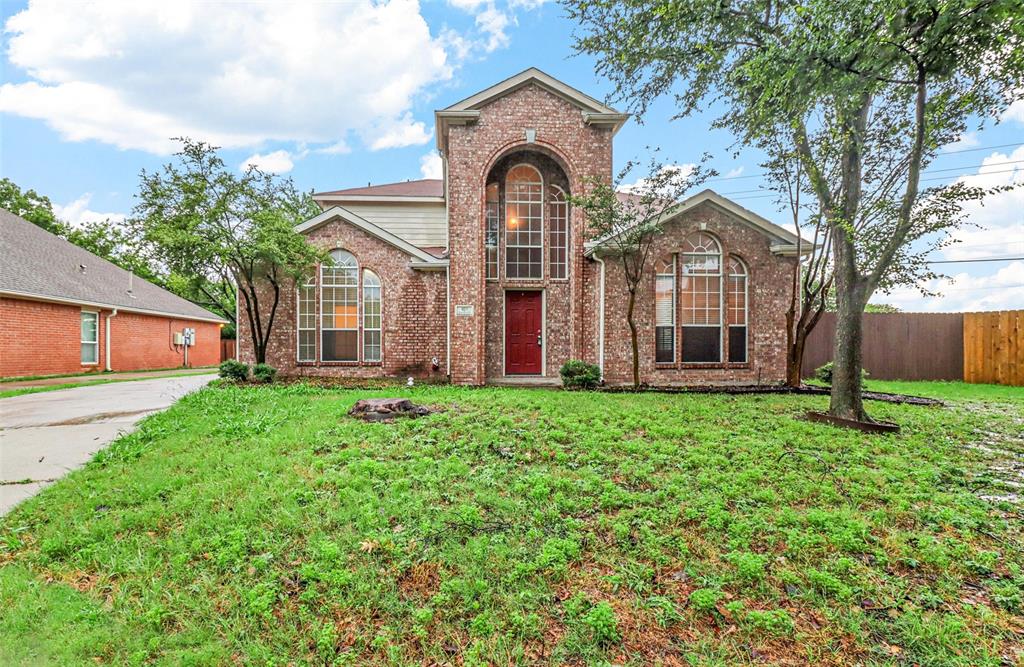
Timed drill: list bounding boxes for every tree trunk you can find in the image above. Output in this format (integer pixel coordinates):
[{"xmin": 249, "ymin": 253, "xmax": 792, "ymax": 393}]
[
  {"xmin": 829, "ymin": 281, "xmax": 869, "ymax": 421},
  {"xmin": 626, "ymin": 288, "xmax": 640, "ymax": 389},
  {"xmin": 786, "ymin": 332, "xmax": 806, "ymax": 388}
]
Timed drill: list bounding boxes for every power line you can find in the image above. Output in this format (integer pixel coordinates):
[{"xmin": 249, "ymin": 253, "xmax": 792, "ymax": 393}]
[
  {"xmin": 705, "ymin": 141, "xmax": 1024, "ymax": 184},
  {"xmin": 928, "ymin": 256, "xmax": 1024, "ymax": 264}
]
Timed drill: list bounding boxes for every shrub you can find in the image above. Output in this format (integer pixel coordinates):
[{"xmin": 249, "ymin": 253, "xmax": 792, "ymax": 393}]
[
  {"xmin": 814, "ymin": 361, "xmax": 869, "ymax": 385},
  {"xmin": 252, "ymin": 363, "xmax": 278, "ymax": 384},
  {"xmin": 219, "ymin": 359, "xmax": 250, "ymax": 382},
  {"xmin": 560, "ymin": 359, "xmax": 601, "ymax": 390},
  {"xmin": 581, "ymin": 601, "xmax": 620, "ymax": 645}
]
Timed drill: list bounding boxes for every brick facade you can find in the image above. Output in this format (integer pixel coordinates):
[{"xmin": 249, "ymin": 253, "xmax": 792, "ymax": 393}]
[
  {"xmin": 238, "ymin": 219, "xmax": 448, "ymax": 381},
  {"xmin": 0, "ymin": 297, "xmax": 220, "ymax": 378},
  {"xmin": 240, "ymin": 72, "xmax": 798, "ymax": 387}
]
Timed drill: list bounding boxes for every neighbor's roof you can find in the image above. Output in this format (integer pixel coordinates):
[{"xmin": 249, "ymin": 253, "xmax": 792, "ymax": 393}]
[
  {"xmin": 0, "ymin": 208, "xmax": 228, "ymax": 323},
  {"xmin": 313, "ymin": 179, "xmax": 444, "ymax": 201}
]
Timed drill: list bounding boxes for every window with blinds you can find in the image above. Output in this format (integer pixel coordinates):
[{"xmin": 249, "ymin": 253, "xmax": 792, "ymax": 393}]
[{"xmin": 655, "ymin": 256, "xmax": 675, "ymax": 363}]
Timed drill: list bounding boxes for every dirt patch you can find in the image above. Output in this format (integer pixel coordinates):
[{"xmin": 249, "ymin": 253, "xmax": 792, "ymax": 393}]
[{"xmin": 397, "ymin": 561, "xmax": 441, "ymax": 600}]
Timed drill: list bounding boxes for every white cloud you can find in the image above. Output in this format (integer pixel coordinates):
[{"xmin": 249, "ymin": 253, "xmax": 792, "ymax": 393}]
[
  {"xmin": 240, "ymin": 149, "xmax": 295, "ymax": 174},
  {"xmin": 878, "ymin": 261, "xmax": 1024, "ymax": 312},
  {"xmin": 315, "ymin": 140, "xmax": 351, "ymax": 156},
  {"xmin": 1003, "ymin": 88, "xmax": 1024, "ymax": 124},
  {"xmin": 941, "ymin": 145, "xmax": 1024, "ymax": 261},
  {"xmin": 1, "ymin": 1, "xmax": 453, "ymax": 154},
  {"xmin": 366, "ymin": 113, "xmax": 433, "ymax": 151},
  {"xmin": 54, "ymin": 193, "xmax": 126, "ymax": 227},
  {"xmin": 475, "ymin": 5, "xmax": 512, "ymax": 52},
  {"xmin": 725, "ymin": 166, "xmax": 745, "ymax": 178},
  {"xmin": 618, "ymin": 164, "xmax": 697, "ymax": 196},
  {"xmin": 420, "ymin": 150, "xmax": 443, "ymax": 179}
]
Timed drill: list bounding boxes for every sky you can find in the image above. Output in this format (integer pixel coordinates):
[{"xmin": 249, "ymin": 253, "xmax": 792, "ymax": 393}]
[{"xmin": 1, "ymin": 0, "xmax": 1022, "ymax": 312}]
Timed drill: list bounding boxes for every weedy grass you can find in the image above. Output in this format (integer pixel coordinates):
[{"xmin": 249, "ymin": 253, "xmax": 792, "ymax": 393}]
[{"xmin": 1, "ymin": 382, "xmax": 1022, "ymax": 665}]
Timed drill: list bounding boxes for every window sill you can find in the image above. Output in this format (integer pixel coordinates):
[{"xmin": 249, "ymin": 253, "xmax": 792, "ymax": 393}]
[{"xmin": 299, "ymin": 361, "xmax": 383, "ymax": 367}]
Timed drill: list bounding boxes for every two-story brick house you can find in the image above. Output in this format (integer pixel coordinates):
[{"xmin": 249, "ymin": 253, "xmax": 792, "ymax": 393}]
[{"xmin": 238, "ymin": 68, "xmax": 805, "ymax": 386}]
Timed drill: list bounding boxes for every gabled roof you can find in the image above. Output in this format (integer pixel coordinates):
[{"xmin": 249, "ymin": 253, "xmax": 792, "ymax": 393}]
[
  {"xmin": 314, "ymin": 179, "xmax": 444, "ymax": 202},
  {"xmin": 295, "ymin": 205, "xmax": 447, "ymax": 267},
  {"xmin": 435, "ymin": 67, "xmax": 630, "ymax": 152},
  {"xmin": 585, "ymin": 189, "xmax": 806, "ymax": 257},
  {"xmin": 0, "ymin": 208, "xmax": 227, "ymax": 323}
]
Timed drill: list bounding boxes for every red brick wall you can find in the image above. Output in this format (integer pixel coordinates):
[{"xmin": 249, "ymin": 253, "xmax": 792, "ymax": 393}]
[
  {"xmin": 236, "ymin": 218, "xmax": 448, "ymax": 380},
  {"xmin": 0, "ymin": 297, "xmax": 220, "ymax": 377},
  {"xmin": 598, "ymin": 202, "xmax": 797, "ymax": 386},
  {"xmin": 108, "ymin": 312, "xmax": 220, "ymax": 371},
  {"xmin": 446, "ymin": 83, "xmax": 614, "ymax": 384}
]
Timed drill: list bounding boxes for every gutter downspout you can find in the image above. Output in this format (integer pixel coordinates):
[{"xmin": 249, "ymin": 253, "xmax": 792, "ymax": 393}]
[
  {"xmin": 443, "ymin": 151, "xmax": 451, "ymax": 380},
  {"xmin": 105, "ymin": 309, "xmax": 118, "ymax": 371},
  {"xmin": 595, "ymin": 256, "xmax": 606, "ymax": 380}
]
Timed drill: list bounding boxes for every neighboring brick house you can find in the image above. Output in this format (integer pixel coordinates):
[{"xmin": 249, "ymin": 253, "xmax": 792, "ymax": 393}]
[
  {"xmin": 0, "ymin": 209, "xmax": 227, "ymax": 378},
  {"xmin": 239, "ymin": 68, "xmax": 804, "ymax": 386}
]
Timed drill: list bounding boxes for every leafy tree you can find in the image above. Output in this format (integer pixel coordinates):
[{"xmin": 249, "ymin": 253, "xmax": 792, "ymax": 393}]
[
  {"xmin": 565, "ymin": 0, "xmax": 1024, "ymax": 420},
  {"xmin": 132, "ymin": 139, "xmax": 323, "ymax": 364},
  {"xmin": 571, "ymin": 158, "xmax": 711, "ymax": 388},
  {"xmin": 864, "ymin": 303, "xmax": 901, "ymax": 313},
  {"xmin": 0, "ymin": 177, "xmax": 64, "ymax": 233},
  {"xmin": 64, "ymin": 220, "xmax": 165, "ymax": 286}
]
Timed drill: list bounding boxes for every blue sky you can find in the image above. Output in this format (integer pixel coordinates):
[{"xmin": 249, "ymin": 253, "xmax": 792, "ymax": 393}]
[{"xmin": 2, "ymin": 0, "xmax": 1022, "ymax": 311}]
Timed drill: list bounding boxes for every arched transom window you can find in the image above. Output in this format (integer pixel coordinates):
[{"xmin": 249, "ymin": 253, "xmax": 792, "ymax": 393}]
[
  {"xmin": 680, "ymin": 232, "xmax": 722, "ymax": 362},
  {"xmin": 505, "ymin": 164, "xmax": 544, "ymax": 279}
]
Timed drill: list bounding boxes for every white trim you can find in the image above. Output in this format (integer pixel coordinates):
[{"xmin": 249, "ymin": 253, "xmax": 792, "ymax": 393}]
[
  {"xmin": 80, "ymin": 310, "xmax": 99, "ymax": 365},
  {"xmin": 313, "ymin": 194, "xmax": 445, "ymax": 204},
  {"xmin": 0, "ymin": 290, "xmax": 228, "ymax": 324},
  {"xmin": 596, "ymin": 257, "xmax": 606, "ymax": 380},
  {"xmin": 319, "ymin": 250, "xmax": 359, "ymax": 363},
  {"xmin": 296, "ymin": 275, "xmax": 316, "ymax": 363},
  {"xmin": 727, "ymin": 255, "xmax": 749, "ymax": 363},
  {"xmin": 295, "ymin": 206, "xmax": 443, "ymax": 266},
  {"xmin": 105, "ymin": 308, "xmax": 118, "ymax": 371},
  {"xmin": 362, "ymin": 269, "xmax": 383, "ymax": 364}
]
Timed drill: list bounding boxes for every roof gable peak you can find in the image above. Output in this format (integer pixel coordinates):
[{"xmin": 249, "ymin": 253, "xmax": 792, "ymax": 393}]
[{"xmin": 441, "ymin": 67, "xmax": 620, "ymax": 115}]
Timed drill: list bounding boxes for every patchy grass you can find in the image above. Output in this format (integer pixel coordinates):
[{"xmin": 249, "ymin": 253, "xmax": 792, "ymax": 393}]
[{"xmin": 1, "ymin": 383, "xmax": 1022, "ymax": 665}]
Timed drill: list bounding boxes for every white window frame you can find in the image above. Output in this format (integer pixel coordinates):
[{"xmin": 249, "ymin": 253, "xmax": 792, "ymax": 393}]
[
  {"xmin": 296, "ymin": 274, "xmax": 317, "ymax": 363},
  {"xmin": 485, "ymin": 181, "xmax": 500, "ymax": 281},
  {"xmin": 362, "ymin": 269, "xmax": 382, "ymax": 363},
  {"xmin": 80, "ymin": 310, "xmax": 99, "ymax": 365},
  {"xmin": 655, "ymin": 255, "xmax": 676, "ymax": 363},
  {"xmin": 727, "ymin": 255, "xmax": 749, "ymax": 363},
  {"xmin": 548, "ymin": 185, "xmax": 569, "ymax": 281},
  {"xmin": 320, "ymin": 249, "xmax": 359, "ymax": 363},
  {"xmin": 680, "ymin": 232, "xmax": 723, "ymax": 363},
  {"xmin": 504, "ymin": 163, "xmax": 544, "ymax": 281}
]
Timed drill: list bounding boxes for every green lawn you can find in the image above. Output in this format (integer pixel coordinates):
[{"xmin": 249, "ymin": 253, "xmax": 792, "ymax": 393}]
[{"xmin": 2, "ymin": 383, "xmax": 1022, "ymax": 665}]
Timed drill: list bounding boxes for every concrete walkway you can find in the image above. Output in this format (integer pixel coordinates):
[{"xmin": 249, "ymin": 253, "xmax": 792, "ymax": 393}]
[
  {"xmin": 0, "ymin": 373, "xmax": 215, "ymax": 514},
  {"xmin": 1, "ymin": 367, "xmax": 216, "ymax": 390}
]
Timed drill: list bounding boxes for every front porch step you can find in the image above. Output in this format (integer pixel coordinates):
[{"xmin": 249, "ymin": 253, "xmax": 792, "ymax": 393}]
[{"xmin": 487, "ymin": 376, "xmax": 561, "ymax": 387}]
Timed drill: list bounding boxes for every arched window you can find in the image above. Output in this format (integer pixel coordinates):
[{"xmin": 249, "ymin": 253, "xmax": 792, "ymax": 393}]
[
  {"xmin": 680, "ymin": 232, "xmax": 722, "ymax": 362},
  {"xmin": 505, "ymin": 164, "xmax": 543, "ymax": 279},
  {"xmin": 297, "ymin": 273, "xmax": 316, "ymax": 362},
  {"xmin": 727, "ymin": 256, "xmax": 748, "ymax": 363},
  {"xmin": 548, "ymin": 185, "xmax": 569, "ymax": 280},
  {"xmin": 321, "ymin": 249, "xmax": 358, "ymax": 361},
  {"xmin": 655, "ymin": 256, "xmax": 676, "ymax": 363},
  {"xmin": 362, "ymin": 269, "xmax": 382, "ymax": 362},
  {"xmin": 485, "ymin": 181, "xmax": 500, "ymax": 280}
]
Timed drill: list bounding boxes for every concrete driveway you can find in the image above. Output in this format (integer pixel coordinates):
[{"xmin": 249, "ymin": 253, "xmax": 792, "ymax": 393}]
[{"xmin": 0, "ymin": 374, "xmax": 215, "ymax": 515}]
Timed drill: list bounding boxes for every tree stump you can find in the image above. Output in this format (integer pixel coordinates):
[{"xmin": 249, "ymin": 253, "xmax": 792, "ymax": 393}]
[{"xmin": 349, "ymin": 398, "xmax": 433, "ymax": 422}]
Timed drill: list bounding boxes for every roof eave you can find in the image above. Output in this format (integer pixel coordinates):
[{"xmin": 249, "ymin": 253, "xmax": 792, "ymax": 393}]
[
  {"xmin": 313, "ymin": 194, "xmax": 445, "ymax": 204},
  {"xmin": 582, "ymin": 111, "xmax": 631, "ymax": 135},
  {"xmin": 435, "ymin": 109, "xmax": 481, "ymax": 153},
  {"xmin": 0, "ymin": 289, "xmax": 229, "ymax": 324}
]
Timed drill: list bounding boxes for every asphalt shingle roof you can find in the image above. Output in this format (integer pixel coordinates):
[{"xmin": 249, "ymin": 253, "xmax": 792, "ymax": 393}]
[
  {"xmin": 0, "ymin": 208, "xmax": 226, "ymax": 322},
  {"xmin": 314, "ymin": 179, "xmax": 443, "ymax": 198}
]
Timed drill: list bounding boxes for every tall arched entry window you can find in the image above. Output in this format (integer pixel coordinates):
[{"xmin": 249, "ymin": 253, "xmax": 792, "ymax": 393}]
[
  {"xmin": 321, "ymin": 249, "xmax": 358, "ymax": 362},
  {"xmin": 504, "ymin": 164, "xmax": 544, "ymax": 279},
  {"xmin": 680, "ymin": 232, "xmax": 722, "ymax": 362}
]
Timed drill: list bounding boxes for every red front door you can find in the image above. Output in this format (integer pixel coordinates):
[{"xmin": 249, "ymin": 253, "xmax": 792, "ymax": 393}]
[{"xmin": 505, "ymin": 290, "xmax": 543, "ymax": 375}]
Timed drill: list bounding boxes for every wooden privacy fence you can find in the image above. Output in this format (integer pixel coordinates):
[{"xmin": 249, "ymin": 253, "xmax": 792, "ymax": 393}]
[
  {"xmin": 802, "ymin": 310, "xmax": 1024, "ymax": 386},
  {"xmin": 220, "ymin": 339, "xmax": 236, "ymax": 363},
  {"xmin": 964, "ymin": 310, "xmax": 1023, "ymax": 386}
]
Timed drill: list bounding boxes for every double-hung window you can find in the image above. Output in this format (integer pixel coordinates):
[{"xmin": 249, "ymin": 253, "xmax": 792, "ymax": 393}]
[
  {"xmin": 655, "ymin": 257, "xmax": 676, "ymax": 362},
  {"xmin": 81, "ymin": 311, "xmax": 98, "ymax": 364},
  {"xmin": 727, "ymin": 256, "xmax": 748, "ymax": 363},
  {"xmin": 297, "ymin": 274, "xmax": 316, "ymax": 362},
  {"xmin": 548, "ymin": 185, "xmax": 569, "ymax": 280},
  {"xmin": 362, "ymin": 270, "xmax": 382, "ymax": 362}
]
